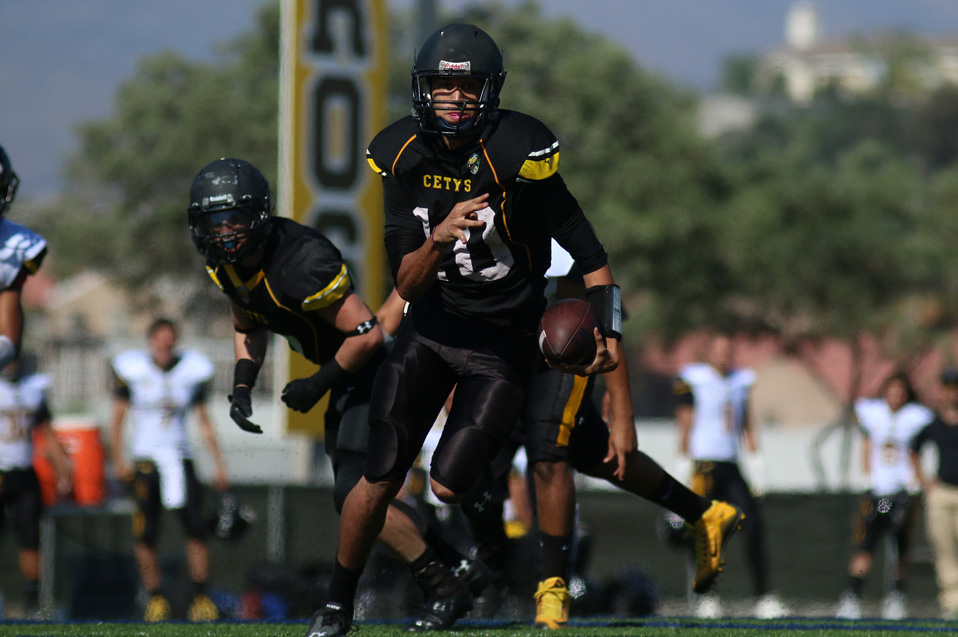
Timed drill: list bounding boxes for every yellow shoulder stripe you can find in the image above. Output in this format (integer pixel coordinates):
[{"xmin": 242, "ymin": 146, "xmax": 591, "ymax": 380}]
[
  {"xmin": 519, "ymin": 147, "xmax": 560, "ymax": 181},
  {"xmin": 302, "ymin": 263, "xmax": 352, "ymax": 311},
  {"xmin": 205, "ymin": 266, "xmax": 224, "ymax": 291},
  {"xmin": 366, "ymin": 154, "xmax": 384, "ymax": 175}
]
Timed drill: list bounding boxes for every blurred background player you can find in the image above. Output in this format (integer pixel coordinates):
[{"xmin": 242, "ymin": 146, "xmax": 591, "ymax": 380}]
[
  {"xmin": 525, "ymin": 244, "xmax": 744, "ymax": 629},
  {"xmin": 910, "ymin": 369, "xmax": 958, "ymax": 619},
  {"xmin": 109, "ymin": 317, "xmax": 228, "ymax": 622},
  {"xmin": 0, "ymin": 145, "xmax": 48, "ymax": 369},
  {"xmin": 837, "ymin": 371, "xmax": 931, "ymax": 619},
  {"xmin": 187, "ymin": 158, "xmax": 476, "ymax": 632},
  {"xmin": 0, "ymin": 355, "xmax": 71, "ymax": 618},
  {"xmin": 674, "ymin": 332, "xmax": 787, "ymax": 618}
]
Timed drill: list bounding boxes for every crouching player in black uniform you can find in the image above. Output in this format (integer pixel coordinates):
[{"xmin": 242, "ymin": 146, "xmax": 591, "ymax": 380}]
[
  {"xmin": 187, "ymin": 158, "xmax": 475, "ymax": 629},
  {"xmin": 306, "ymin": 24, "xmax": 742, "ymax": 637},
  {"xmin": 525, "ymin": 250, "xmax": 745, "ymax": 629}
]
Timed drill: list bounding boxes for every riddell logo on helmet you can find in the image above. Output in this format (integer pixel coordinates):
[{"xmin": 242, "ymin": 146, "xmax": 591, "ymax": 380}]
[{"xmin": 439, "ymin": 60, "xmax": 471, "ymax": 71}]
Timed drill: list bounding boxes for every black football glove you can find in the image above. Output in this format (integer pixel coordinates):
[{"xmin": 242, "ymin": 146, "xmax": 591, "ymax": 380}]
[
  {"xmin": 280, "ymin": 376, "xmax": 325, "ymax": 413},
  {"xmin": 228, "ymin": 386, "xmax": 262, "ymax": 434},
  {"xmin": 281, "ymin": 359, "xmax": 349, "ymax": 414}
]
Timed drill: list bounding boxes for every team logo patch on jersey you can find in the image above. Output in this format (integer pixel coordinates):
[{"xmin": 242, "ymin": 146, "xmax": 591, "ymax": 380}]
[{"xmin": 467, "ymin": 153, "xmax": 480, "ymax": 175}]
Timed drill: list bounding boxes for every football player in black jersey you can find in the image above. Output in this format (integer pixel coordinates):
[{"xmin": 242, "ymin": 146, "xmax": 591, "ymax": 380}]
[
  {"xmin": 188, "ymin": 157, "xmax": 481, "ymax": 630},
  {"xmin": 307, "ymin": 24, "xmax": 740, "ymax": 637}
]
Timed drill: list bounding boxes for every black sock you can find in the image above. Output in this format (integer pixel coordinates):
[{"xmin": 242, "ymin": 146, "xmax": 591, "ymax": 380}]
[
  {"xmin": 191, "ymin": 580, "xmax": 207, "ymax": 597},
  {"xmin": 539, "ymin": 532, "xmax": 573, "ymax": 581},
  {"xmin": 424, "ymin": 526, "xmax": 468, "ymax": 568},
  {"xmin": 849, "ymin": 576, "xmax": 865, "ymax": 596},
  {"xmin": 892, "ymin": 579, "xmax": 905, "ymax": 593},
  {"xmin": 409, "ymin": 547, "xmax": 464, "ymax": 598},
  {"xmin": 648, "ymin": 473, "xmax": 709, "ymax": 523},
  {"xmin": 24, "ymin": 579, "xmax": 39, "ymax": 608},
  {"xmin": 326, "ymin": 558, "xmax": 363, "ymax": 610}
]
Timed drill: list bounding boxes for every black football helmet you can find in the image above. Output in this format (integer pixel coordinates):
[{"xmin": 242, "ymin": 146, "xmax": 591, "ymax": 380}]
[
  {"xmin": 411, "ymin": 24, "xmax": 506, "ymax": 137},
  {"xmin": 188, "ymin": 158, "xmax": 273, "ymax": 264},
  {"xmin": 0, "ymin": 145, "xmax": 20, "ymax": 218}
]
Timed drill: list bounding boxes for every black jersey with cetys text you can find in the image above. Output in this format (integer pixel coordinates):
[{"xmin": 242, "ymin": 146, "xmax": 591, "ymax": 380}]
[
  {"xmin": 204, "ymin": 217, "xmax": 353, "ymax": 365},
  {"xmin": 366, "ymin": 110, "xmax": 608, "ymax": 330}
]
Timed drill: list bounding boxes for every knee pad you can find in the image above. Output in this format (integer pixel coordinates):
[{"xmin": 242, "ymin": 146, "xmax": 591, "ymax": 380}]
[
  {"xmin": 364, "ymin": 417, "xmax": 409, "ymax": 483},
  {"xmin": 430, "ymin": 427, "xmax": 498, "ymax": 496}
]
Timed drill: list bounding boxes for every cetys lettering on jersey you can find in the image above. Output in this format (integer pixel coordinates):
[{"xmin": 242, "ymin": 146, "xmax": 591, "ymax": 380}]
[
  {"xmin": 238, "ymin": 308, "xmax": 269, "ymax": 325},
  {"xmin": 423, "ymin": 175, "xmax": 472, "ymax": 192},
  {"xmin": 414, "ymin": 206, "xmax": 513, "ymax": 282}
]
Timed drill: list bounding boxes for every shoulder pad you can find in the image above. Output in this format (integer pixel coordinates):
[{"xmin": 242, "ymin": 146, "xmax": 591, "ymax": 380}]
[
  {"xmin": 678, "ymin": 362, "xmax": 712, "ymax": 384},
  {"xmin": 112, "ymin": 350, "xmax": 151, "ymax": 382},
  {"xmin": 488, "ymin": 111, "xmax": 560, "ymax": 182},
  {"xmin": 176, "ymin": 350, "xmax": 215, "ymax": 382},
  {"xmin": 366, "ymin": 117, "xmax": 421, "ymax": 178}
]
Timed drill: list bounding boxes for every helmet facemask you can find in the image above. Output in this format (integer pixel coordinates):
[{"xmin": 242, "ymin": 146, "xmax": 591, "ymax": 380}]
[
  {"xmin": 190, "ymin": 198, "xmax": 270, "ymax": 265},
  {"xmin": 412, "ymin": 71, "xmax": 501, "ymax": 137}
]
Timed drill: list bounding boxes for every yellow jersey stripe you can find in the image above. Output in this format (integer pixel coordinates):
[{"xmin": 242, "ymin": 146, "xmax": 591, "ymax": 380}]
[
  {"xmin": 518, "ymin": 149, "xmax": 560, "ymax": 181},
  {"xmin": 205, "ymin": 266, "xmax": 224, "ymax": 290},
  {"xmin": 301, "ymin": 263, "xmax": 351, "ymax": 311},
  {"xmin": 481, "ymin": 140, "xmax": 533, "ymax": 271},
  {"xmin": 263, "ymin": 277, "xmax": 321, "ymax": 361},
  {"xmin": 391, "ymin": 135, "xmax": 418, "ymax": 177}
]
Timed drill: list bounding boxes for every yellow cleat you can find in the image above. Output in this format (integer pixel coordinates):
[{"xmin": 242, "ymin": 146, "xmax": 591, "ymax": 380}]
[
  {"xmin": 187, "ymin": 592, "xmax": 219, "ymax": 622},
  {"xmin": 144, "ymin": 593, "xmax": 172, "ymax": 622},
  {"xmin": 534, "ymin": 576, "xmax": 571, "ymax": 629},
  {"xmin": 691, "ymin": 500, "xmax": 745, "ymax": 594}
]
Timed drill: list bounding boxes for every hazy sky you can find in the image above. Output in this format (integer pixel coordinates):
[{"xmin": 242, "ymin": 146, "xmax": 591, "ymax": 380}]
[{"xmin": 4, "ymin": 0, "xmax": 958, "ymax": 198}]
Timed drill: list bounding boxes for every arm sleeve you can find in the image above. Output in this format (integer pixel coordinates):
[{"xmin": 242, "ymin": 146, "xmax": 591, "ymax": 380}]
[
  {"xmin": 910, "ymin": 424, "xmax": 930, "ymax": 453},
  {"xmin": 31, "ymin": 399, "xmax": 52, "ymax": 428},
  {"xmin": 515, "ymin": 174, "xmax": 607, "ymax": 274},
  {"xmin": 673, "ymin": 377, "xmax": 695, "ymax": 407},
  {"xmin": 191, "ymin": 381, "xmax": 210, "ymax": 406}
]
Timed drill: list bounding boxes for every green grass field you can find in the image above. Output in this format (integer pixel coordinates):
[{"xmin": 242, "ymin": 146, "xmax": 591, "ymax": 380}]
[{"xmin": 3, "ymin": 617, "xmax": 958, "ymax": 637}]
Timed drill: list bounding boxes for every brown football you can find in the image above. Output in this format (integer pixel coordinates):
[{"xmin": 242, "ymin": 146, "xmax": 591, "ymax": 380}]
[{"xmin": 538, "ymin": 299, "xmax": 600, "ymax": 366}]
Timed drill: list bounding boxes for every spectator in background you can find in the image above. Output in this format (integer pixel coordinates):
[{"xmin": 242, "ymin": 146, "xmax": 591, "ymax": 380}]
[
  {"xmin": 910, "ymin": 369, "xmax": 958, "ymax": 619},
  {"xmin": 0, "ymin": 355, "xmax": 71, "ymax": 617},
  {"xmin": 674, "ymin": 332, "xmax": 787, "ymax": 619},
  {"xmin": 109, "ymin": 318, "xmax": 228, "ymax": 622},
  {"xmin": 0, "ymin": 145, "xmax": 48, "ymax": 369},
  {"xmin": 837, "ymin": 371, "xmax": 932, "ymax": 620}
]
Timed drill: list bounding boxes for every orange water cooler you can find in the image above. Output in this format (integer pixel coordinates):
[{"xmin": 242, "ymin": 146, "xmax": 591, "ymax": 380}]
[{"xmin": 33, "ymin": 418, "xmax": 106, "ymax": 506}]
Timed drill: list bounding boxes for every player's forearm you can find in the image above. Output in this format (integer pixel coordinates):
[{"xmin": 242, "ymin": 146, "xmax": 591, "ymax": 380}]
[
  {"xmin": 676, "ymin": 407, "xmax": 692, "ymax": 455},
  {"xmin": 233, "ymin": 328, "xmax": 268, "ymax": 366},
  {"xmin": 396, "ymin": 242, "xmax": 444, "ymax": 302},
  {"xmin": 603, "ymin": 355, "xmax": 634, "ymax": 426},
  {"xmin": 334, "ymin": 327, "xmax": 384, "ymax": 373}
]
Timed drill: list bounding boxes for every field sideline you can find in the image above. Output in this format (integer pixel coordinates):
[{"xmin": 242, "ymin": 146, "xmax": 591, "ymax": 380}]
[{"xmin": 2, "ymin": 617, "xmax": 958, "ymax": 637}]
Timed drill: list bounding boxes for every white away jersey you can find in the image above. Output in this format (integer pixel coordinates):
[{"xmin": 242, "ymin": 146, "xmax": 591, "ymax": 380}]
[
  {"xmin": 112, "ymin": 349, "xmax": 214, "ymax": 461},
  {"xmin": 0, "ymin": 220, "xmax": 46, "ymax": 290},
  {"xmin": 855, "ymin": 398, "xmax": 932, "ymax": 496},
  {"xmin": 679, "ymin": 362, "xmax": 756, "ymax": 462},
  {"xmin": 0, "ymin": 373, "xmax": 50, "ymax": 470}
]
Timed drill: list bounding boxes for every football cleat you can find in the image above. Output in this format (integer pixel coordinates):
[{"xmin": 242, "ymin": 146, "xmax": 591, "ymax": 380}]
[
  {"xmin": 453, "ymin": 556, "xmax": 493, "ymax": 597},
  {"xmin": 405, "ymin": 588, "xmax": 473, "ymax": 632},
  {"xmin": 836, "ymin": 590, "xmax": 862, "ymax": 619},
  {"xmin": 144, "ymin": 593, "xmax": 172, "ymax": 622},
  {"xmin": 690, "ymin": 500, "xmax": 745, "ymax": 594},
  {"xmin": 187, "ymin": 592, "xmax": 219, "ymax": 622},
  {"xmin": 534, "ymin": 577, "xmax": 571, "ymax": 629},
  {"xmin": 882, "ymin": 591, "xmax": 906, "ymax": 620},
  {"xmin": 305, "ymin": 603, "xmax": 353, "ymax": 637}
]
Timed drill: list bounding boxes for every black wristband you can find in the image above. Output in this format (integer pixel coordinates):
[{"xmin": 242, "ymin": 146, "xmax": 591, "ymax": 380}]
[
  {"xmin": 312, "ymin": 358, "xmax": 350, "ymax": 391},
  {"xmin": 586, "ymin": 284, "xmax": 622, "ymax": 340},
  {"xmin": 233, "ymin": 358, "xmax": 260, "ymax": 390}
]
